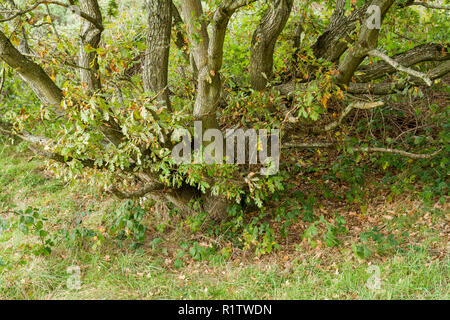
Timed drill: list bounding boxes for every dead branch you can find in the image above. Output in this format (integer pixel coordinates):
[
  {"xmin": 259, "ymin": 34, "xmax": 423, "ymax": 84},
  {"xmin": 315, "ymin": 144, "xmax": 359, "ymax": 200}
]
[
  {"xmin": 407, "ymin": 1, "xmax": 450, "ymax": 10},
  {"xmin": 350, "ymin": 147, "xmax": 442, "ymax": 159},
  {"xmin": 348, "ymin": 60, "xmax": 450, "ymax": 95},
  {"xmin": 320, "ymin": 100, "xmax": 385, "ymax": 132},
  {"xmin": 357, "ymin": 43, "xmax": 449, "ymax": 82},
  {"xmin": 368, "ymin": 49, "xmax": 433, "ymax": 86},
  {"xmin": 283, "ymin": 139, "xmax": 443, "ymax": 160}
]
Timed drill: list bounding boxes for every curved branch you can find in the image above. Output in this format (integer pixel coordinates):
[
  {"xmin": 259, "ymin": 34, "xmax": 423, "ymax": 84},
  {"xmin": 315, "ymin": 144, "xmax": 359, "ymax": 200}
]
[
  {"xmin": 368, "ymin": 49, "xmax": 432, "ymax": 86},
  {"xmin": 312, "ymin": 1, "xmax": 370, "ymax": 62},
  {"xmin": 0, "ymin": 27, "xmax": 124, "ymax": 147},
  {"xmin": 0, "ymin": 119, "xmax": 108, "ymax": 169},
  {"xmin": 79, "ymin": 0, "xmax": 103, "ymax": 92},
  {"xmin": 320, "ymin": 100, "xmax": 384, "ymax": 132},
  {"xmin": 249, "ymin": 0, "xmax": 294, "ymax": 90},
  {"xmin": 357, "ymin": 43, "xmax": 449, "ymax": 82},
  {"xmin": 336, "ymin": 0, "xmax": 396, "ymax": 86},
  {"xmin": 0, "ymin": 30, "xmax": 63, "ymax": 110},
  {"xmin": 348, "ymin": 60, "xmax": 450, "ymax": 95},
  {"xmin": 223, "ymin": 0, "xmax": 260, "ymax": 11}
]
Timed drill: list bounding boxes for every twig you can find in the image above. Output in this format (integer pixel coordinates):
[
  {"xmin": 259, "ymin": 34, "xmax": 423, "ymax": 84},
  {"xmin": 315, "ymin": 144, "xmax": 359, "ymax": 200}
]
[
  {"xmin": 283, "ymin": 142, "xmax": 335, "ymax": 149},
  {"xmin": 21, "ymin": 52, "xmax": 91, "ymax": 71}
]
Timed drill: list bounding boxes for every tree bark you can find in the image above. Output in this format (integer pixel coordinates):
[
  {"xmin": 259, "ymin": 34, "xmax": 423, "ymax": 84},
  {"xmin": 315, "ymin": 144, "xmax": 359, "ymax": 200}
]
[
  {"xmin": 181, "ymin": 0, "xmax": 220, "ymax": 130},
  {"xmin": 249, "ymin": 0, "xmax": 294, "ymax": 91},
  {"xmin": 348, "ymin": 60, "xmax": 450, "ymax": 94},
  {"xmin": 143, "ymin": 0, "xmax": 173, "ymax": 110},
  {"xmin": 79, "ymin": 0, "xmax": 103, "ymax": 92},
  {"xmin": 0, "ymin": 30, "xmax": 63, "ymax": 109},
  {"xmin": 312, "ymin": 1, "xmax": 370, "ymax": 62},
  {"xmin": 357, "ymin": 43, "xmax": 449, "ymax": 82},
  {"xmin": 335, "ymin": 0, "xmax": 395, "ymax": 86}
]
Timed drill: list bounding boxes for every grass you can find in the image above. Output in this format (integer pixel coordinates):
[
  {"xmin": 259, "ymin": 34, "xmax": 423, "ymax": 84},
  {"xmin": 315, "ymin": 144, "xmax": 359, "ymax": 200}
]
[{"xmin": 0, "ymin": 141, "xmax": 448, "ymax": 300}]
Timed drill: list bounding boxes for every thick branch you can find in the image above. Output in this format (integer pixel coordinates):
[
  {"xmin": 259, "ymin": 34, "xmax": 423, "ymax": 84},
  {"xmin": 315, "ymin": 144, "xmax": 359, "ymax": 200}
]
[
  {"xmin": 223, "ymin": 0, "xmax": 260, "ymax": 11},
  {"xmin": 180, "ymin": 0, "xmax": 209, "ymax": 71},
  {"xmin": 312, "ymin": 1, "xmax": 370, "ymax": 62},
  {"xmin": 180, "ymin": 0, "xmax": 234, "ymax": 129},
  {"xmin": 0, "ymin": 119, "xmax": 108, "ymax": 168},
  {"xmin": 0, "ymin": 30, "xmax": 63, "ymax": 109},
  {"xmin": 111, "ymin": 183, "xmax": 165, "ymax": 199},
  {"xmin": 79, "ymin": 0, "xmax": 103, "ymax": 92}
]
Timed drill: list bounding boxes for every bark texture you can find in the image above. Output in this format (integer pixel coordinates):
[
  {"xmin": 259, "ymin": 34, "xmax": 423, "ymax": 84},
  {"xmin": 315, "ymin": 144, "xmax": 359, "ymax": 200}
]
[
  {"xmin": 312, "ymin": 0, "xmax": 370, "ymax": 62},
  {"xmin": 143, "ymin": 0, "xmax": 173, "ymax": 109},
  {"xmin": 79, "ymin": 0, "xmax": 103, "ymax": 92},
  {"xmin": 180, "ymin": 0, "xmax": 223, "ymax": 130},
  {"xmin": 249, "ymin": 0, "xmax": 294, "ymax": 90},
  {"xmin": 0, "ymin": 30, "xmax": 63, "ymax": 108},
  {"xmin": 336, "ymin": 0, "xmax": 395, "ymax": 86},
  {"xmin": 357, "ymin": 43, "xmax": 449, "ymax": 82}
]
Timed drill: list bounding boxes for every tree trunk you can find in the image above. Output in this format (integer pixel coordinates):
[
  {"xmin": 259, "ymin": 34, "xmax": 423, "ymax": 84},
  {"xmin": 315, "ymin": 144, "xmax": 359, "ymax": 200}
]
[
  {"xmin": 250, "ymin": 0, "xmax": 293, "ymax": 91},
  {"xmin": 312, "ymin": 1, "xmax": 370, "ymax": 62},
  {"xmin": 79, "ymin": 0, "xmax": 103, "ymax": 92},
  {"xmin": 180, "ymin": 0, "xmax": 221, "ymax": 130},
  {"xmin": 143, "ymin": 0, "xmax": 173, "ymax": 110},
  {"xmin": 335, "ymin": 0, "xmax": 395, "ymax": 86}
]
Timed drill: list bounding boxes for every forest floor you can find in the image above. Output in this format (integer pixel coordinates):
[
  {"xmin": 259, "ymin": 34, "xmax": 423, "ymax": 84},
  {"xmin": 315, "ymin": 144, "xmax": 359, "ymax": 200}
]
[{"xmin": 0, "ymin": 141, "xmax": 448, "ymax": 300}]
